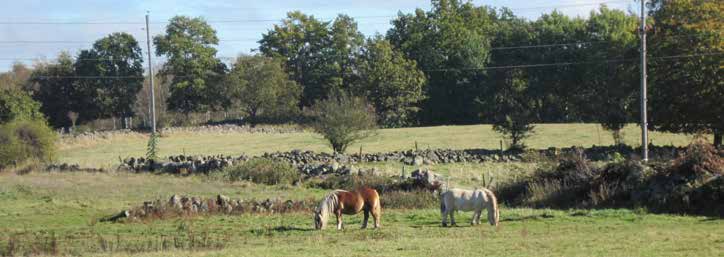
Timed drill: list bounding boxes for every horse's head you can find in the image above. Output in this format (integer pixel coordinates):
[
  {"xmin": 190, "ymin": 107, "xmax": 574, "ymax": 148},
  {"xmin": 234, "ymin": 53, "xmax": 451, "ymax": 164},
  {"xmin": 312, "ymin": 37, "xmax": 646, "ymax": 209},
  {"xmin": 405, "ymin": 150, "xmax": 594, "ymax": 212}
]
[{"xmin": 312, "ymin": 209, "xmax": 324, "ymax": 230}]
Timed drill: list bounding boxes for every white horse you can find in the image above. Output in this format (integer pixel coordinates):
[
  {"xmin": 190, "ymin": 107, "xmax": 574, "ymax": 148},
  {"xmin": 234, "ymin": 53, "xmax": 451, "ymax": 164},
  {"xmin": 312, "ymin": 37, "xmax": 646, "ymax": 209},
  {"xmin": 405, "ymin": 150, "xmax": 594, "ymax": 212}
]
[{"xmin": 440, "ymin": 188, "xmax": 499, "ymax": 226}]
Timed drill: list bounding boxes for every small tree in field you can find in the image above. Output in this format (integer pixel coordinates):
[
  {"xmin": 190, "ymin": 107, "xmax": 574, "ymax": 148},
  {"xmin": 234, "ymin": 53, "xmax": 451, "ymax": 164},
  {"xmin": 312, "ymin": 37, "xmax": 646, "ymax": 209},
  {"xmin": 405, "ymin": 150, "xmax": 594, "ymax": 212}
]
[
  {"xmin": 311, "ymin": 92, "xmax": 377, "ymax": 153},
  {"xmin": 493, "ymin": 114, "xmax": 535, "ymax": 151}
]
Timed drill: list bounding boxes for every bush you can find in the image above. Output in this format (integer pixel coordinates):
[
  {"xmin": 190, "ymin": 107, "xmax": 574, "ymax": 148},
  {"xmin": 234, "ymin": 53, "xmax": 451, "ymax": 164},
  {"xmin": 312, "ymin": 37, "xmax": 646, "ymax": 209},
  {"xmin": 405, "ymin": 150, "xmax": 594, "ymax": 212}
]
[
  {"xmin": 0, "ymin": 89, "xmax": 44, "ymax": 123},
  {"xmin": 380, "ymin": 190, "xmax": 438, "ymax": 209},
  {"xmin": 223, "ymin": 158, "xmax": 299, "ymax": 185},
  {"xmin": 0, "ymin": 120, "xmax": 57, "ymax": 169},
  {"xmin": 640, "ymin": 140, "xmax": 724, "ymax": 216},
  {"xmin": 308, "ymin": 174, "xmax": 396, "ymax": 192},
  {"xmin": 310, "ymin": 91, "xmax": 377, "ymax": 153},
  {"xmin": 518, "ymin": 150, "xmax": 596, "ymax": 208}
]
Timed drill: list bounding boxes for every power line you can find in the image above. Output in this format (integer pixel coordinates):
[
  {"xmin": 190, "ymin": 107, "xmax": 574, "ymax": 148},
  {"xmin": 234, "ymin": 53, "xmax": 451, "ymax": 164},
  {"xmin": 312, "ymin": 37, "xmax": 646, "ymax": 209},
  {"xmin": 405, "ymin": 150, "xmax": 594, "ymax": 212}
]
[
  {"xmin": 0, "ymin": 1, "xmax": 631, "ymax": 25},
  {"xmin": 26, "ymin": 52, "xmax": 722, "ymax": 79}
]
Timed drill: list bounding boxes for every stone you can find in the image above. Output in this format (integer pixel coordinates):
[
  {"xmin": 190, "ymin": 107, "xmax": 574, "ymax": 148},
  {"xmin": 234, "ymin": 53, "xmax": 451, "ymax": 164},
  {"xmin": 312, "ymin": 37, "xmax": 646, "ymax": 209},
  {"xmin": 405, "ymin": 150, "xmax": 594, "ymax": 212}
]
[
  {"xmin": 169, "ymin": 195, "xmax": 182, "ymax": 209},
  {"xmin": 413, "ymin": 156, "xmax": 424, "ymax": 166}
]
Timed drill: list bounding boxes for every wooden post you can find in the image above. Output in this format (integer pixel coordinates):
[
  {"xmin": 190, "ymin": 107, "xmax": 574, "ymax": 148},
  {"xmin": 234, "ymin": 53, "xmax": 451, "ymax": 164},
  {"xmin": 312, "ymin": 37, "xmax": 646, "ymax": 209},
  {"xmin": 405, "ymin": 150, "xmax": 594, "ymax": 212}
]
[
  {"xmin": 415, "ymin": 141, "xmax": 418, "ymax": 152},
  {"xmin": 500, "ymin": 140, "xmax": 504, "ymax": 153}
]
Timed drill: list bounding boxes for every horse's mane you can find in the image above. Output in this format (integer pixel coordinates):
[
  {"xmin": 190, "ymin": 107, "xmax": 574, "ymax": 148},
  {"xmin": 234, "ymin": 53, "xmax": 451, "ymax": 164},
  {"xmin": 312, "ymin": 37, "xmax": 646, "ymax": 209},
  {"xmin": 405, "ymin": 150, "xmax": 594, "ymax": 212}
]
[{"xmin": 316, "ymin": 190, "xmax": 346, "ymax": 227}]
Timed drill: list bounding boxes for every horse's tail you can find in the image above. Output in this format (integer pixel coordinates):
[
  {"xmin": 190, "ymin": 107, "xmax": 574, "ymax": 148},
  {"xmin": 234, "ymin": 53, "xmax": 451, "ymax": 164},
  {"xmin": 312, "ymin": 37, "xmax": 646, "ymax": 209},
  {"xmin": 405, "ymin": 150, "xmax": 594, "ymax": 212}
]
[{"xmin": 484, "ymin": 189, "xmax": 499, "ymax": 226}]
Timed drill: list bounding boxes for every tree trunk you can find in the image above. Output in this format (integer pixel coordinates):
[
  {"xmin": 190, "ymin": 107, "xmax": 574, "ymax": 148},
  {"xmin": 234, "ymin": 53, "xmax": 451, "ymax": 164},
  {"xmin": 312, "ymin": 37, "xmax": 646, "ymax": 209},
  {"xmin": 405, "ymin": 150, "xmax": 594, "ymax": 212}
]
[
  {"xmin": 715, "ymin": 132, "xmax": 722, "ymax": 149},
  {"xmin": 112, "ymin": 117, "xmax": 117, "ymax": 130}
]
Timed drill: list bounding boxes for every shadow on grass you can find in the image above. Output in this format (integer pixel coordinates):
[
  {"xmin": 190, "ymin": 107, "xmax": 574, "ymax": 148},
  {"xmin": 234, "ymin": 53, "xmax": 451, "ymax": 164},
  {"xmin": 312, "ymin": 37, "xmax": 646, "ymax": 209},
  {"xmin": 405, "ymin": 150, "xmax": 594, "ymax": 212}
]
[
  {"xmin": 271, "ymin": 226, "xmax": 315, "ymax": 232},
  {"xmin": 500, "ymin": 213, "xmax": 555, "ymax": 222}
]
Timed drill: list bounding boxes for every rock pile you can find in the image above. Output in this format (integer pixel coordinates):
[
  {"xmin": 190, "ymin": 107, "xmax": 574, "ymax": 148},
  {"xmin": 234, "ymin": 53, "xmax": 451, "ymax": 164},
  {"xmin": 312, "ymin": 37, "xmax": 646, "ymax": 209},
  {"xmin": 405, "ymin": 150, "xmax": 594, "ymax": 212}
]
[
  {"xmin": 118, "ymin": 154, "xmax": 249, "ymax": 174},
  {"xmin": 160, "ymin": 124, "xmax": 303, "ymax": 134},
  {"xmin": 102, "ymin": 194, "xmax": 314, "ymax": 222}
]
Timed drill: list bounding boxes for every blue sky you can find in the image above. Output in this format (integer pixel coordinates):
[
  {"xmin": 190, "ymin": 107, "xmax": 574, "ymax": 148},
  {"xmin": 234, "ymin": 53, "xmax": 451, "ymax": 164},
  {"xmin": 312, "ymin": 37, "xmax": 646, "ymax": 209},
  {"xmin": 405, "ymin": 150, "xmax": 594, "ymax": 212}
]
[{"xmin": 0, "ymin": 0, "xmax": 636, "ymax": 71}]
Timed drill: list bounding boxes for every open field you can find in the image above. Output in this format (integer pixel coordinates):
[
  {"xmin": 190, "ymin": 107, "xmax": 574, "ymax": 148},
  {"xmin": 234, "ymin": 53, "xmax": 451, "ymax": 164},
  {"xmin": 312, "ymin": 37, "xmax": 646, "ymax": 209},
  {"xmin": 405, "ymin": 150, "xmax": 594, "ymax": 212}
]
[
  {"xmin": 1, "ymin": 172, "xmax": 722, "ymax": 257},
  {"xmin": 58, "ymin": 124, "xmax": 703, "ymax": 167}
]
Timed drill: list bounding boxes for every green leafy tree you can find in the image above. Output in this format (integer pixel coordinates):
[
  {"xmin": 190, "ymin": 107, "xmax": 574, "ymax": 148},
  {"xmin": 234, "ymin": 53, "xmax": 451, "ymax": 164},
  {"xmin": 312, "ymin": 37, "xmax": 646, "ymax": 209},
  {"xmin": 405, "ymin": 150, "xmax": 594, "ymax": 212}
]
[
  {"xmin": 154, "ymin": 16, "xmax": 227, "ymax": 115},
  {"xmin": 0, "ymin": 88, "xmax": 44, "ymax": 123},
  {"xmin": 648, "ymin": 0, "xmax": 724, "ymax": 147},
  {"xmin": 259, "ymin": 12, "xmax": 365, "ymax": 106},
  {"xmin": 225, "ymin": 55, "xmax": 301, "ymax": 123},
  {"xmin": 75, "ymin": 32, "xmax": 145, "ymax": 123},
  {"xmin": 579, "ymin": 7, "xmax": 639, "ymax": 144},
  {"xmin": 488, "ymin": 69, "xmax": 536, "ymax": 150},
  {"xmin": 29, "ymin": 53, "xmax": 84, "ymax": 127},
  {"xmin": 387, "ymin": 0, "xmax": 495, "ymax": 124},
  {"xmin": 310, "ymin": 92, "xmax": 377, "ymax": 153},
  {"xmin": 354, "ymin": 37, "xmax": 427, "ymax": 127}
]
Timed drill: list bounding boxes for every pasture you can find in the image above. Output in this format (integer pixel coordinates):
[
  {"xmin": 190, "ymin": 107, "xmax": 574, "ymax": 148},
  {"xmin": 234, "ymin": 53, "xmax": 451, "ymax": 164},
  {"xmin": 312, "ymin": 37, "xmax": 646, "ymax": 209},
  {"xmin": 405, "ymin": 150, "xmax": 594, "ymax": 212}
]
[
  {"xmin": 1, "ymin": 123, "xmax": 721, "ymax": 256},
  {"xmin": 0, "ymin": 172, "xmax": 722, "ymax": 256},
  {"xmin": 58, "ymin": 123, "xmax": 701, "ymax": 167}
]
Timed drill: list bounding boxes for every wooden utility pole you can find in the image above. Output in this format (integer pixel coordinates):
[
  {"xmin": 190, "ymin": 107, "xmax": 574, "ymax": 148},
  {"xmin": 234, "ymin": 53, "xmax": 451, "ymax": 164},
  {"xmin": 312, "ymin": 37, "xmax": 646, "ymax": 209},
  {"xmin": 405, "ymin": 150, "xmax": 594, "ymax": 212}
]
[
  {"xmin": 640, "ymin": 0, "xmax": 649, "ymax": 161},
  {"xmin": 145, "ymin": 12, "xmax": 157, "ymax": 134}
]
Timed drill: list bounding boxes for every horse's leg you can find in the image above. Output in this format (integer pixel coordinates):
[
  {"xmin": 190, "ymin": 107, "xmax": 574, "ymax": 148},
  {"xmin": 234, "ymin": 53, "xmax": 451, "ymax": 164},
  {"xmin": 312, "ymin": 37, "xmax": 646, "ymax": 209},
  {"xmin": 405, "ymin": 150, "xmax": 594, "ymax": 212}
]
[
  {"xmin": 371, "ymin": 201, "xmax": 381, "ymax": 229},
  {"xmin": 362, "ymin": 208, "xmax": 369, "ymax": 229},
  {"xmin": 336, "ymin": 210, "xmax": 343, "ymax": 230},
  {"xmin": 449, "ymin": 209, "xmax": 456, "ymax": 226},
  {"xmin": 441, "ymin": 205, "xmax": 448, "ymax": 227}
]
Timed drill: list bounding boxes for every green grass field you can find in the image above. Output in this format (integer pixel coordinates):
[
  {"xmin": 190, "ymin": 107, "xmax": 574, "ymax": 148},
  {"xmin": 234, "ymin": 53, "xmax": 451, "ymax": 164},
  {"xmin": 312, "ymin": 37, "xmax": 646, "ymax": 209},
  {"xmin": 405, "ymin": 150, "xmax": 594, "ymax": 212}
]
[
  {"xmin": 1, "ymin": 172, "xmax": 722, "ymax": 257},
  {"xmin": 2, "ymin": 124, "xmax": 720, "ymax": 256},
  {"xmin": 59, "ymin": 124, "xmax": 701, "ymax": 167}
]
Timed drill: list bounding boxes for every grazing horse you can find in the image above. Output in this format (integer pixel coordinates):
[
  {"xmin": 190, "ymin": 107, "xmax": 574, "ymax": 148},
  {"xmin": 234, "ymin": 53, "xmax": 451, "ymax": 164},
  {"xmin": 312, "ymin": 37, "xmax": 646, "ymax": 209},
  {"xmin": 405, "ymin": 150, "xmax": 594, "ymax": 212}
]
[
  {"xmin": 440, "ymin": 188, "xmax": 499, "ymax": 227},
  {"xmin": 313, "ymin": 187, "xmax": 382, "ymax": 230}
]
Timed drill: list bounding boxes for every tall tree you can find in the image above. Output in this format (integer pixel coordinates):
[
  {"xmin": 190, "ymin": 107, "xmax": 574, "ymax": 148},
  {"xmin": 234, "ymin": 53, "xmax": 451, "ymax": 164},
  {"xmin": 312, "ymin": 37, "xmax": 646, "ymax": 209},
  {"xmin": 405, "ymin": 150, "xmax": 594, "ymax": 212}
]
[
  {"xmin": 154, "ymin": 16, "xmax": 227, "ymax": 115},
  {"xmin": 0, "ymin": 63, "xmax": 32, "ymax": 91},
  {"xmin": 648, "ymin": 0, "xmax": 723, "ymax": 147},
  {"xmin": 225, "ymin": 55, "xmax": 301, "ymax": 123},
  {"xmin": 387, "ymin": 0, "xmax": 496, "ymax": 124},
  {"xmin": 259, "ymin": 12, "xmax": 333, "ymax": 106},
  {"xmin": 28, "ymin": 53, "xmax": 82, "ymax": 127},
  {"xmin": 75, "ymin": 32, "xmax": 144, "ymax": 123},
  {"xmin": 354, "ymin": 37, "xmax": 427, "ymax": 127},
  {"xmin": 579, "ymin": 6, "xmax": 639, "ymax": 143}
]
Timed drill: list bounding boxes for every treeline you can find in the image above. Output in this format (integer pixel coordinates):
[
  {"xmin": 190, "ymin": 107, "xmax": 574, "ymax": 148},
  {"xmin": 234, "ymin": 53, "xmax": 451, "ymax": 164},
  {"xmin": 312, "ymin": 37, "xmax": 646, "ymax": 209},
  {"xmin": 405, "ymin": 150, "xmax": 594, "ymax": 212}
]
[{"xmin": 0, "ymin": 0, "xmax": 721, "ymax": 146}]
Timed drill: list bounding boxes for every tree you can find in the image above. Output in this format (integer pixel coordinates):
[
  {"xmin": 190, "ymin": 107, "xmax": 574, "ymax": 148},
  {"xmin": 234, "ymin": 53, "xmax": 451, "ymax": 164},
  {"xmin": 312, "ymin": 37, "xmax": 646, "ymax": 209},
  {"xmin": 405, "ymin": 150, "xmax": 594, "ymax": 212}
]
[
  {"xmin": 310, "ymin": 92, "xmax": 377, "ymax": 153},
  {"xmin": 487, "ymin": 69, "xmax": 536, "ymax": 150},
  {"xmin": 259, "ymin": 12, "xmax": 365, "ymax": 106},
  {"xmin": 75, "ymin": 32, "xmax": 145, "ymax": 125},
  {"xmin": 648, "ymin": 0, "xmax": 723, "ymax": 147},
  {"xmin": 354, "ymin": 37, "xmax": 427, "ymax": 127},
  {"xmin": 0, "ymin": 88, "xmax": 44, "ymax": 123},
  {"xmin": 387, "ymin": 0, "xmax": 496, "ymax": 124},
  {"xmin": 579, "ymin": 7, "xmax": 639, "ymax": 144},
  {"xmin": 28, "ymin": 53, "xmax": 83, "ymax": 127},
  {"xmin": 154, "ymin": 16, "xmax": 227, "ymax": 115},
  {"xmin": 225, "ymin": 55, "xmax": 301, "ymax": 123},
  {"xmin": 0, "ymin": 63, "xmax": 32, "ymax": 91}
]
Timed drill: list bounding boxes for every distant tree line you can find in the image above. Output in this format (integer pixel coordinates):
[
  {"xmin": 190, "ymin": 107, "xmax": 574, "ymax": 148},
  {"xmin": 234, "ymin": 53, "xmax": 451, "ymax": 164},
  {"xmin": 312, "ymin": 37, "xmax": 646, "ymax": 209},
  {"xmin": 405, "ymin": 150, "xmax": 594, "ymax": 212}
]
[{"xmin": 0, "ymin": 0, "xmax": 720, "ymax": 147}]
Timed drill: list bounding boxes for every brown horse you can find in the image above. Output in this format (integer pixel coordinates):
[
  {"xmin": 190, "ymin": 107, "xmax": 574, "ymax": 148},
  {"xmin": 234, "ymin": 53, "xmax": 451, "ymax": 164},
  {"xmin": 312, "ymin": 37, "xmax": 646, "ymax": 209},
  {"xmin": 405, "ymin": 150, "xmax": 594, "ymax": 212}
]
[{"xmin": 313, "ymin": 187, "xmax": 382, "ymax": 230}]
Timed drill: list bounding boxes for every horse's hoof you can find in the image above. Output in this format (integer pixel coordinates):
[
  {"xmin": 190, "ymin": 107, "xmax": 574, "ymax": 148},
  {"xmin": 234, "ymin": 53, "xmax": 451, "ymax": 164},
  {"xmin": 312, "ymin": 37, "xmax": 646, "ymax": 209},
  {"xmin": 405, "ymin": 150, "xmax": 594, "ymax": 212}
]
[{"xmin": 442, "ymin": 223, "xmax": 447, "ymax": 227}]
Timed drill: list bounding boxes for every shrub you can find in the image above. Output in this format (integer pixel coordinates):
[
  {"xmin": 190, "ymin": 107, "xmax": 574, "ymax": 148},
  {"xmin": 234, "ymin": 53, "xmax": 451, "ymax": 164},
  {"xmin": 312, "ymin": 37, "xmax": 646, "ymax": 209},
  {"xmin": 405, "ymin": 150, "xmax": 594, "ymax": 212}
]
[
  {"xmin": 380, "ymin": 190, "xmax": 438, "ymax": 209},
  {"xmin": 224, "ymin": 158, "xmax": 299, "ymax": 185},
  {"xmin": 0, "ymin": 120, "xmax": 56, "ymax": 169},
  {"xmin": 0, "ymin": 88, "xmax": 44, "ymax": 123},
  {"xmin": 641, "ymin": 140, "xmax": 724, "ymax": 216},
  {"xmin": 589, "ymin": 161, "xmax": 649, "ymax": 207},
  {"xmin": 309, "ymin": 174, "xmax": 396, "ymax": 192},
  {"xmin": 309, "ymin": 91, "xmax": 377, "ymax": 153}
]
